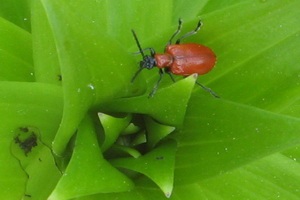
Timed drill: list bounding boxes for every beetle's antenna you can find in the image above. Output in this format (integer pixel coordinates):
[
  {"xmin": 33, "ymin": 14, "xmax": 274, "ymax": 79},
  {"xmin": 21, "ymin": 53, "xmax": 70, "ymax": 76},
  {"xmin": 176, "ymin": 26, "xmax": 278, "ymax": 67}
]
[{"xmin": 131, "ymin": 29, "xmax": 145, "ymax": 58}]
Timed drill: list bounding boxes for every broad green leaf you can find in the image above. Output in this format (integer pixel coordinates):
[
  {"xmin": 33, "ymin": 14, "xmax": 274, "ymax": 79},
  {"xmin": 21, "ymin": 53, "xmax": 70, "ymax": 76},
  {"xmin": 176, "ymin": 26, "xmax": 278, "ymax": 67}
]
[
  {"xmin": 0, "ymin": 0, "xmax": 31, "ymax": 31},
  {"xmin": 172, "ymin": 0, "xmax": 300, "ymax": 197},
  {"xmin": 201, "ymin": 153, "xmax": 300, "ymax": 199},
  {"xmin": 100, "ymin": 74, "xmax": 198, "ymax": 126},
  {"xmin": 201, "ymin": 0, "xmax": 246, "ymax": 14},
  {"xmin": 175, "ymin": 94, "xmax": 300, "ymax": 184},
  {"xmin": 0, "ymin": 49, "xmax": 33, "ymax": 81},
  {"xmin": 0, "ymin": 16, "xmax": 32, "ymax": 65},
  {"xmin": 172, "ymin": 0, "xmax": 208, "ymax": 21},
  {"xmin": 49, "ymin": 115, "xmax": 134, "ymax": 200},
  {"xmin": 0, "ymin": 82, "xmax": 62, "ymax": 199},
  {"xmin": 0, "ymin": 16, "xmax": 33, "ymax": 82},
  {"xmin": 0, "ymin": 82, "xmax": 63, "ymax": 144},
  {"xmin": 104, "ymin": 0, "xmax": 173, "ymax": 48},
  {"xmin": 31, "ymin": 0, "xmax": 61, "ymax": 85},
  {"xmin": 11, "ymin": 126, "xmax": 61, "ymax": 199},
  {"xmin": 40, "ymin": 0, "xmax": 144, "ymax": 155},
  {"xmin": 71, "ymin": 175, "xmax": 206, "ymax": 200},
  {"xmin": 198, "ymin": 1, "xmax": 300, "ymax": 107}
]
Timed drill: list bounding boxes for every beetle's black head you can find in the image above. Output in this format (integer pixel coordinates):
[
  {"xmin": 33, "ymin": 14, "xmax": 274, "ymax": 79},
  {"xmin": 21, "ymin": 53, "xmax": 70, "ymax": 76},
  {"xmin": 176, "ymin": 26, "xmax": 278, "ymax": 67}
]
[{"xmin": 140, "ymin": 55, "xmax": 156, "ymax": 69}]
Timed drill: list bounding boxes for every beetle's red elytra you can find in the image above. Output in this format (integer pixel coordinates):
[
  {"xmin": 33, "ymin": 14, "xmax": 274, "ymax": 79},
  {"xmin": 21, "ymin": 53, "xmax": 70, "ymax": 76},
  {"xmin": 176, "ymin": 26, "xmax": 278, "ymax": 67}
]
[
  {"xmin": 155, "ymin": 44, "xmax": 216, "ymax": 75},
  {"xmin": 131, "ymin": 19, "xmax": 219, "ymax": 98}
]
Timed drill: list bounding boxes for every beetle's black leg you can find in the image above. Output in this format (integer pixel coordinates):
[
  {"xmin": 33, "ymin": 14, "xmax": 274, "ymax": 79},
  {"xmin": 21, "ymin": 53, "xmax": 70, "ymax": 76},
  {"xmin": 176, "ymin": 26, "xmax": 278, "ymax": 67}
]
[
  {"xmin": 165, "ymin": 68, "xmax": 176, "ymax": 82},
  {"xmin": 166, "ymin": 19, "xmax": 183, "ymax": 49},
  {"xmin": 149, "ymin": 69, "xmax": 164, "ymax": 98},
  {"xmin": 196, "ymin": 81, "xmax": 220, "ymax": 98},
  {"xmin": 131, "ymin": 67, "xmax": 144, "ymax": 83},
  {"xmin": 176, "ymin": 20, "xmax": 202, "ymax": 44}
]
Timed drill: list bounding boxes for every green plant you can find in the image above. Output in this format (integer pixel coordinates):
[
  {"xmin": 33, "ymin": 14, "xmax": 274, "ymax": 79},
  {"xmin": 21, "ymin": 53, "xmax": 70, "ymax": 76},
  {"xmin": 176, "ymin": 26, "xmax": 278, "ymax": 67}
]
[{"xmin": 1, "ymin": 0, "xmax": 300, "ymax": 199}]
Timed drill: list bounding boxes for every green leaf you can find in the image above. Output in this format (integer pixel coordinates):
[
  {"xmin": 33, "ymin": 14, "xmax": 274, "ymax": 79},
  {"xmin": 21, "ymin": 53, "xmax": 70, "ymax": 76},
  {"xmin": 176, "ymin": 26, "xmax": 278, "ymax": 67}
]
[
  {"xmin": 0, "ymin": 16, "xmax": 33, "ymax": 66},
  {"xmin": 39, "ymin": 0, "xmax": 144, "ymax": 155},
  {"xmin": 108, "ymin": 145, "xmax": 142, "ymax": 159},
  {"xmin": 0, "ymin": 49, "xmax": 33, "ymax": 81},
  {"xmin": 202, "ymin": 153, "xmax": 300, "ymax": 199},
  {"xmin": 0, "ymin": 16, "xmax": 33, "ymax": 81},
  {"xmin": 175, "ymin": 94, "xmax": 300, "ymax": 184},
  {"xmin": 11, "ymin": 126, "xmax": 61, "ymax": 199},
  {"xmin": 0, "ymin": 82, "xmax": 62, "ymax": 199},
  {"xmin": 98, "ymin": 113, "xmax": 132, "ymax": 151},
  {"xmin": 172, "ymin": 0, "xmax": 300, "ymax": 197},
  {"xmin": 100, "ymin": 74, "xmax": 198, "ymax": 126},
  {"xmin": 198, "ymin": 0, "xmax": 300, "ymax": 106},
  {"xmin": 144, "ymin": 116, "xmax": 175, "ymax": 148},
  {"xmin": 31, "ymin": 0, "xmax": 62, "ymax": 84},
  {"xmin": 110, "ymin": 140, "xmax": 177, "ymax": 198},
  {"xmin": 104, "ymin": 0, "xmax": 173, "ymax": 48},
  {"xmin": 0, "ymin": 0, "xmax": 31, "ymax": 31},
  {"xmin": 49, "ymin": 115, "xmax": 134, "ymax": 200},
  {"xmin": 172, "ymin": 0, "xmax": 208, "ymax": 21}
]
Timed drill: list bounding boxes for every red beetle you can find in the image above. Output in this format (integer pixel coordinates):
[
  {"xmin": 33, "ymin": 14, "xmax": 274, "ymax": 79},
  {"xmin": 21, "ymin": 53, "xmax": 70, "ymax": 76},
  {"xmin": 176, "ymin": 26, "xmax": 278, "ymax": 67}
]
[{"xmin": 131, "ymin": 19, "xmax": 219, "ymax": 98}]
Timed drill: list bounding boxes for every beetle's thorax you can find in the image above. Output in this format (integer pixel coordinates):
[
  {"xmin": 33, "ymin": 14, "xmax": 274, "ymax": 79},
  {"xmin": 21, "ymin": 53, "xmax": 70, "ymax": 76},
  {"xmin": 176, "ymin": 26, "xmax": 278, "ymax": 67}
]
[{"xmin": 154, "ymin": 53, "xmax": 173, "ymax": 68}]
